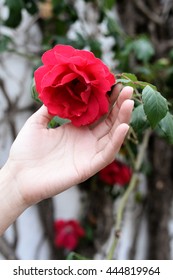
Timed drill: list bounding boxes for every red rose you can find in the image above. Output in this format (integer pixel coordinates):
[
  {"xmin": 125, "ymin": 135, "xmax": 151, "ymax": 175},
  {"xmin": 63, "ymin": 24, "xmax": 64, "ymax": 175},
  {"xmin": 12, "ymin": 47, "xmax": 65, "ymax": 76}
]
[
  {"xmin": 34, "ymin": 44, "xmax": 115, "ymax": 126},
  {"xmin": 99, "ymin": 160, "xmax": 132, "ymax": 186},
  {"xmin": 54, "ymin": 220, "xmax": 85, "ymax": 251}
]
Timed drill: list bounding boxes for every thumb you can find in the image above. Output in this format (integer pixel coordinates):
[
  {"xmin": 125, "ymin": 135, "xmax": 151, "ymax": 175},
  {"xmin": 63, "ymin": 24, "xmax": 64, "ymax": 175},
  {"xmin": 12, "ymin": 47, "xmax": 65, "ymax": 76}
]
[{"xmin": 29, "ymin": 105, "xmax": 53, "ymax": 127}]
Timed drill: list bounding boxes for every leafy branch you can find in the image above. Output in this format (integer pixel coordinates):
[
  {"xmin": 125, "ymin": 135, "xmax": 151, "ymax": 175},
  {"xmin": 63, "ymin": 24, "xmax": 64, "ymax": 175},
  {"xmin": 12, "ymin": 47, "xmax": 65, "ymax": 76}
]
[
  {"xmin": 105, "ymin": 73, "xmax": 173, "ymax": 259},
  {"xmin": 116, "ymin": 73, "xmax": 173, "ymax": 144}
]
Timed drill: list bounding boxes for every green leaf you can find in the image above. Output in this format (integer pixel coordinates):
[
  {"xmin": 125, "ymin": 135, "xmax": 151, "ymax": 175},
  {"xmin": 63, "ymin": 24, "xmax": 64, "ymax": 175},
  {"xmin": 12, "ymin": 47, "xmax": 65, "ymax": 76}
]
[
  {"xmin": 158, "ymin": 112, "xmax": 173, "ymax": 144},
  {"xmin": 0, "ymin": 35, "xmax": 13, "ymax": 52},
  {"xmin": 88, "ymin": 39, "xmax": 101, "ymax": 58},
  {"xmin": 122, "ymin": 73, "xmax": 137, "ymax": 81},
  {"xmin": 107, "ymin": 16, "xmax": 124, "ymax": 36},
  {"xmin": 142, "ymin": 86, "xmax": 168, "ymax": 128},
  {"xmin": 24, "ymin": 0, "xmax": 38, "ymax": 15},
  {"xmin": 48, "ymin": 116, "xmax": 70, "ymax": 128},
  {"xmin": 121, "ymin": 40, "xmax": 134, "ymax": 56},
  {"xmin": 130, "ymin": 104, "xmax": 149, "ymax": 132},
  {"xmin": 116, "ymin": 73, "xmax": 138, "ymax": 88},
  {"xmin": 66, "ymin": 252, "xmax": 89, "ymax": 260},
  {"xmin": 31, "ymin": 83, "xmax": 42, "ymax": 104},
  {"xmin": 136, "ymin": 81, "xmax": 157, "ymax": 90},
  {"xmin": 133, "ymin": 38, "xmax": 155, "ymax": 62},
  {"xmin": 116, "ymin": 79, "xmax": 136, "ymax": 88},
  {"xmin": 116, "ymin": 78, "xmax": 131, "ymax": 84},
  {"xmin": 4, "ymin": 0, "xmax": 23, "ymax": 28},
  {"xmin": 102, "ymin": 0, "xmax": 115, "ymax": 10}
]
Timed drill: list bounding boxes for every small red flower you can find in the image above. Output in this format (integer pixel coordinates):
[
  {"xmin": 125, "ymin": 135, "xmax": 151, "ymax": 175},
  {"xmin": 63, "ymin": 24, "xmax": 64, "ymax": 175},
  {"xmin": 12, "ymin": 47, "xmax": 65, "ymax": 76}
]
[
  {"xmin": 34, "ymin": 44, "xmax": 115, "ymax": 126},
  {"xmin": 54, "ymin": 220, "xmax": 85, "ymax": 251},
  {"xmin": 99, "ymin": 160, "xmax": 132, "ymax": 186}
]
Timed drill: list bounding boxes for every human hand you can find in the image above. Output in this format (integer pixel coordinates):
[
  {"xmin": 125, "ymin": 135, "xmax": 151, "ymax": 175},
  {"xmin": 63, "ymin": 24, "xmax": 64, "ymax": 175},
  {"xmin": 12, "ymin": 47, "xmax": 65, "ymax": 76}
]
[{"xmin": 5, "ymin": 86, "xmax": 134, "ymax": 206}]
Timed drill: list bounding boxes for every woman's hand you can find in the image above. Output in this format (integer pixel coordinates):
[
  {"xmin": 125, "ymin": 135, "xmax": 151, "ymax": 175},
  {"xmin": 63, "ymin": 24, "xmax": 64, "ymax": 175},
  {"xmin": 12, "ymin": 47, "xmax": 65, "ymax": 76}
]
[
  {"xmin": 0, "ymin": 86, "xmax": 133, "ymax": 235},
  {"xmin": 6, "ymin": 86, "xmax": 134, "ymax": 205}
]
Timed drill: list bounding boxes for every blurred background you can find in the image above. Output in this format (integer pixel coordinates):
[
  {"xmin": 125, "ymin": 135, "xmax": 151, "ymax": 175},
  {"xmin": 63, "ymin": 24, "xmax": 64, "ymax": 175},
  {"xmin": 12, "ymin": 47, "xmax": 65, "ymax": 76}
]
[{"xmin": 1, "ymin": 0, "xmax": 173, "ymax": 260}]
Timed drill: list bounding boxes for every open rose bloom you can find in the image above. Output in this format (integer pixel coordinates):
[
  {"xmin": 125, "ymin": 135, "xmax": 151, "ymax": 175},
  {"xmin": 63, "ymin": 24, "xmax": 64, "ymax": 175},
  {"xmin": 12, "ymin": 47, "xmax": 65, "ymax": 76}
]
[
  {"xmin": 34, "ymin": 44, "xmax": 115, "ymax": 126},
  {"xmin": 54, "ymin": 220, "xmax": 85, "ymax": 251},
  {"xmin": 99, "ymin": 160, "xmax": 132, "ymax": 186}
]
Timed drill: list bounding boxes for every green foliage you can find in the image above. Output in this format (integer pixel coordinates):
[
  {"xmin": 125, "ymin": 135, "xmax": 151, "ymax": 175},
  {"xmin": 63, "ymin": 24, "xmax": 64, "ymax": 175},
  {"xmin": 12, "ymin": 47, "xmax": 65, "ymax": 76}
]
[
  {"xmin": 0, "ymin": 34, "xmax": 13, "ymax": 52},
  {"xmin": 116, "ymin": 73, "xmax": 157, "ymax": 90},
  {"xmin": 48, "ymin": 116, "xmax": 70, "ymax": 128},
  {"xmin": 130, "ymin": 105, "xmax": 149, "ymax": 133},
  {"xmin": 158, "ymin": 112, "xmax": 173, "ymax": 144},
  {"xmin": 3, "ymin": 0, "xmax": 37, "ymax": 28},
  {"xmin": 100, "ymin": 0, "xmax": 116, "ymax": 10},
  {"xmin": 24, "ymin": 0, "xmax": 38, "ymax": 15},
  {"xmin": 132, "ymin": 37, "xmax": 155, "ymax": 63},
  {"xmin": 31, "ymin": 82, "xmax": 42, "ymax": 104},
  {"xmin": 117, "ymin": 73, "xmax": 173, "ymax": 144},
  {"xmin": 4, "ymin": 0, "xmax": 23, "ymax": 28},
  {"xmin": 121, "ymin": 73, "xmax": 137, "ymax": 82},
  {"xmin": 107, "ymin": 15, "xmax": 124, "ymax": 38},
  {"xmin": 66, "ymin": 252, "xmax": 88, "ymax": 260},
  {"xmin": 142, "ymin": 86, "xmax": 168, "ymax": 128}
]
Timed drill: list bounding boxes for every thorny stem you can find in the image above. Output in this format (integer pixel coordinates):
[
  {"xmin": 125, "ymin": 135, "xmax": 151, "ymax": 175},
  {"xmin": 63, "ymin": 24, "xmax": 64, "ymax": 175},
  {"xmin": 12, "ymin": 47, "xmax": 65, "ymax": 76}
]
[{"xmin": 106, "ymin": 129, "xmax": 151, "ymax": 260}]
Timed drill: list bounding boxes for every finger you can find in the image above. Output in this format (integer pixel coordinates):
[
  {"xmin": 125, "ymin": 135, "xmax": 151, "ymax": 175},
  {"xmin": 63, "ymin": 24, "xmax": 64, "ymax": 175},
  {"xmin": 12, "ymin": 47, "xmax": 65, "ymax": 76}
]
[
  {"xmin": 28, "ymin": 105, "xmax": 53, "ymax": 127},
  {"xmin": 115, "ymin": 86, "xmax": 133, "ymax": 109},
  {"xmin": 108, "ymin": 83, "xmax": 123, "ymax": 105},
  {"xmin": 93, "ymin": 123, "xmax": 129, "ymax": 172},
  {"xmin": 112, "ymin": 99, "xmax": 134, "ymax": 128},
  {"xmin": 95, "ymin": 99, "xmax": 133, "ymax": 153},
  {"xmin": 103, "ymin": 123, "xmax": 129, "ymax": 161},
  {"xmin": 92, "ymin": 86, "xmax": 133, "ymax": 139}
]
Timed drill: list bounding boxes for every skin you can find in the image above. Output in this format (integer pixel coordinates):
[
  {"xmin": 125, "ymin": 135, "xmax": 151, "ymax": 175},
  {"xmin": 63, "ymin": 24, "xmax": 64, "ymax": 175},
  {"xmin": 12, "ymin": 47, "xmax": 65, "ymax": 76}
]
[{"xmin": 0, "ymin": 86, "xmax": 134, "ymax": 235}]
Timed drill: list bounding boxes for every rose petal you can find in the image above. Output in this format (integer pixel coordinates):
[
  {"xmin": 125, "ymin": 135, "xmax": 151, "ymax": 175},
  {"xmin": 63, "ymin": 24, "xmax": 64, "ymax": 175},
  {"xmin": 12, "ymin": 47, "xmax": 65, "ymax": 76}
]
[
  {"xmin": 42, "ymin": 49, "xmax": 58, "ymax": 65},
  {"xmin": 54, "ymin": 44, "xmax": 75, "ymax": 57},
  {"xmin": 41, "ymin": 65, "xmax": 68, "ymax": 88},
  {"xmin": 41, "ymin": 86, "xmax": 87, "ymax": 117},
  {"xmin": 60, "ymin": 73, "xmax": 79, "ymax": 85},
  {"xmin": 95, "ymin": 91, "xmax": 109, "ymax": 115},
  {"xmin": 34, "ymin": 65, "xmax": 52, "ymax": 92},
  {"xmin": 71, "ymin": 94, "xmax": 100, "ymax": 126},
  {"xmin": 69, "ymin": 55, "xmax": 87, "ymax": 67},
  {"xmin": 102, "ymin": 63, "xmax": 115, "ymax": 84},
  {"xmin": 66, "ymin": 78, "xmax": 88, "ymax": 102},
  {"xmin": 69, "ymin": 63, "xmax": 91, "ymax": 84},
  {"xmin": 75, "ymin": 49, "xmax": 96, "ymax": 61},
  {"xmin": 85, "ymin": 63, "xmax": 113, "ymax": 90},
  {"xmin": 80, "ymin": 86, "xmax": 91, "ymax": 103}
]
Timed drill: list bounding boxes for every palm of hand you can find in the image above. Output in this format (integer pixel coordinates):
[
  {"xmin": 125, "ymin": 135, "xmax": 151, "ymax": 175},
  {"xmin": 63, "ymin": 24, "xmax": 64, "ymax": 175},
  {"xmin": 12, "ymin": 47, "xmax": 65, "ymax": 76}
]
[{"xmin": 9, "ymin": 120, "xmax": 113, "ymax": 202}]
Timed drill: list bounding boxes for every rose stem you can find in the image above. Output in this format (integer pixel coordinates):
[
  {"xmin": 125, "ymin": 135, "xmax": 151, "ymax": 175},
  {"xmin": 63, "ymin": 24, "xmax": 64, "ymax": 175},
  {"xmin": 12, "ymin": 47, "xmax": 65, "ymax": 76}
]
[{"xmin": 106, "ymin": 129, "xmax": 151, "ymax": 260}]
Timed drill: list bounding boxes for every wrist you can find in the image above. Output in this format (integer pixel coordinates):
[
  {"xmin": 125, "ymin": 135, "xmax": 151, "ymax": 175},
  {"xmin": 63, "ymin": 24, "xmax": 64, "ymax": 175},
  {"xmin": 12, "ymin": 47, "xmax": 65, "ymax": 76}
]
[{"xmin": 0, "ymin": 161, "xmax": 28, "ymax": 235}]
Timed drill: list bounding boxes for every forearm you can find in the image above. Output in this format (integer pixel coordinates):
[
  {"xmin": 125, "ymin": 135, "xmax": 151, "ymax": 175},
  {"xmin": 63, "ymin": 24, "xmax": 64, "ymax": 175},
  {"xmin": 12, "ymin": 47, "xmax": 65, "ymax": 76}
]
[{"xmin": 0, "ymin": 162, "xmax": 27, "ymax": 236}]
